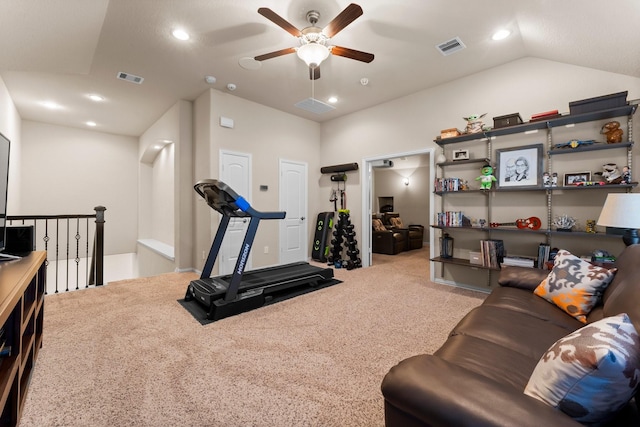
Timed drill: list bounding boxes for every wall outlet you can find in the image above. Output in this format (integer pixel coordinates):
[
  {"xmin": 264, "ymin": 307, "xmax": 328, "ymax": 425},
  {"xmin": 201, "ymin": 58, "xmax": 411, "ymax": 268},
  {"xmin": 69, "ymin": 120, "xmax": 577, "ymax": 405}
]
[
  {"xmin": 264, "ymin": 246, "xmax": 269, "ymax": 254},
  {"xmin": 202, "ymin": 250, "xmax": 206, "ymax": 260}
]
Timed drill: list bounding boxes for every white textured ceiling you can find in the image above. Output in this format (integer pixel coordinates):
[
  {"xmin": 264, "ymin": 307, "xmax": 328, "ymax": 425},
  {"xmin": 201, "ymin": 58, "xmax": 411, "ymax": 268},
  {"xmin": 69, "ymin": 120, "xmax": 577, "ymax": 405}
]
[{"xmin": 1, "ymin": 0, "xmax": 639, "ymax": 136}]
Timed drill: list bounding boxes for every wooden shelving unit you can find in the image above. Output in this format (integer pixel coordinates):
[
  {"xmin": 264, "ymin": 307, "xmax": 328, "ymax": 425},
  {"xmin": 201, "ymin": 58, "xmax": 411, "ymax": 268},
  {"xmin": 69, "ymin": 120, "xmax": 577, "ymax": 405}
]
[{"xmin": 0, "ymin": 252, "xmax": 46, "ymax": 427}]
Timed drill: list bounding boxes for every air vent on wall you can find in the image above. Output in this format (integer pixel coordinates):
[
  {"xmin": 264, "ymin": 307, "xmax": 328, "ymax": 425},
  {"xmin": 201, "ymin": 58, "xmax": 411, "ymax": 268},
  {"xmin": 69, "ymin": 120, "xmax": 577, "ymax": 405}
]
[
  {"xmin": 117, "ymin": 71, "xmax": 144, "ymax": 84},
  {"xmin": 295, "ymin": 98, "xmax": 335, "ymax": 114},
  {"xmin": 436, "ymin": 37, "xmax": 466, "ymax": 56},
  {"xmin": 371, "ymin": 159, "xmax": 394, "ymax": 168}
]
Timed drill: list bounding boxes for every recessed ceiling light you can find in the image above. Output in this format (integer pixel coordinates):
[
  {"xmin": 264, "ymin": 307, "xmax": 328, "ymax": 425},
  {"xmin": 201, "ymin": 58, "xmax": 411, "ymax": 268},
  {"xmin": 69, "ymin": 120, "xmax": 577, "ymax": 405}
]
[
  {"xmin": 327, "ymin": 96, "xmax": 338, "ymax": 104},
  {"xmin": 88, "ymin": 94, "xmax": 104, "ymax": 102},
  {"xmin": 492, "ymin": 29, "xmax": 511, "ymax": 41},
  {"xmin": 172, "ymin": 29, "xmax": 190, "ymax": 41},
  {"xmin": 40, "ymin": 101, "xmax": 62, "ymax": 110},
  {"xmin": 86, "ymin": 121, "xmax": 97, "ymax": 127}
]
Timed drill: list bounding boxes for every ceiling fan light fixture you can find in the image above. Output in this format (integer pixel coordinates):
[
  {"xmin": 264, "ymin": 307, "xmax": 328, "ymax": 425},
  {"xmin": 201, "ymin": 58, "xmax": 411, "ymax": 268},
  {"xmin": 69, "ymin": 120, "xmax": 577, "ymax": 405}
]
[{"xmin": 297, "ymin": 43, "xmax": 329, "ymax": 68}]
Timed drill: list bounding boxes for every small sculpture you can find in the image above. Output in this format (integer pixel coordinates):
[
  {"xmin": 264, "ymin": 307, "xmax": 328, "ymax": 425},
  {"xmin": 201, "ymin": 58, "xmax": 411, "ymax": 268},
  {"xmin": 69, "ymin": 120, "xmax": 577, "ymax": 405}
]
[
  {"xmin": 552, "ymin": 172, "xmax": 558, "ymax": 187},
  {"xmin": 543, "ymin": 172, "xmax": 550, "ymax": 187},
  {"xmin": 553, "ymin": 214, "xmax": 577, "ymax": 231},
  {"xmin": 554, "ymin": 139, "xmax": 595, "ymax": 149},
  {"xmin": 601, "ymin": 121, "xmax": 623, "ymax": 143},
  {"xmin": 476, "ymin": 164, "xmax": 496, "ymax": 190},
  {"xmin": 463, "ymin": 113, "xmax": 486, "ymax": 134},
  {"xmin": 596, "ymin": 163, "xmax": 623, "ymax": 184},
  {"xmin": 586, "ymin": 220, "xmax": 596, "ymax": 233},
  {"xmin": 622, "ymin": 166, "xmax": 631, "ymax": 184}
]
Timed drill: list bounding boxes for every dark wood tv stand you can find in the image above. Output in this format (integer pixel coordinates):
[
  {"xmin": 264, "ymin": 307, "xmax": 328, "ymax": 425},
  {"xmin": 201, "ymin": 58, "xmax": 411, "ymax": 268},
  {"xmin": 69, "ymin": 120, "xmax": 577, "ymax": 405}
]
[{"xmin": 0, "ymin": 251, "xmax": 46, "ymax": 426}]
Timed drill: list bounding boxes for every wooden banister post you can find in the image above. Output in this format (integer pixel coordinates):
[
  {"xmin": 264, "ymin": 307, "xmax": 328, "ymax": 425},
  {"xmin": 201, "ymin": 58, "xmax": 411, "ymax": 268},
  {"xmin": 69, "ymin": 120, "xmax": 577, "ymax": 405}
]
[{"xmin": 89, "ymin": 206, "xmax": 106, "ymax": 286}]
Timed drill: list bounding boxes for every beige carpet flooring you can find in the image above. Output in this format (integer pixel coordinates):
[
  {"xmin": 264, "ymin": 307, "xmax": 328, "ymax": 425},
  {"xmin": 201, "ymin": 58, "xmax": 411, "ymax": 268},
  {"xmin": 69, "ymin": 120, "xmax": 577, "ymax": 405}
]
[{"xmin": 20, "ymin": 247, "xmax": 485, "ymax": 427}]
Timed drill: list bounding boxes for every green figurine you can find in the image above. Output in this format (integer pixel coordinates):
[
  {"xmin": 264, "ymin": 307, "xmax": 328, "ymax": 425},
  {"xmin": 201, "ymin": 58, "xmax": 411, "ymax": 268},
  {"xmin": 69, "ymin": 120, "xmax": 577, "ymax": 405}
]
[{"xmin": 476, "ymin": 164, "xmax": 496, "ymax": 190}]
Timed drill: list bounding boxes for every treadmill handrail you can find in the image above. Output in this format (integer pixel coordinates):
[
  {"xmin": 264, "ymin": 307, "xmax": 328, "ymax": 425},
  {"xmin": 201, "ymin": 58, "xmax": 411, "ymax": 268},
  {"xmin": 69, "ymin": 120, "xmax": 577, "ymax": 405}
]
[{"xmin": 194, "ymin": 179, "xmax": 286, "ymax": 220}]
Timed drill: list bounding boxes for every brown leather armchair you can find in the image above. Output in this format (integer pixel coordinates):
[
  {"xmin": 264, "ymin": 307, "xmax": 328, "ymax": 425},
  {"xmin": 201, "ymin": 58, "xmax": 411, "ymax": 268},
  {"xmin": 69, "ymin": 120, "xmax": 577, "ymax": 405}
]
[
  {"xmin": 383, "ymin": 213, "xmax": 424, "ymax": 250},
  {"xmin": 372, "ymin": 218, "xmax": 407, "ymax": 255}
]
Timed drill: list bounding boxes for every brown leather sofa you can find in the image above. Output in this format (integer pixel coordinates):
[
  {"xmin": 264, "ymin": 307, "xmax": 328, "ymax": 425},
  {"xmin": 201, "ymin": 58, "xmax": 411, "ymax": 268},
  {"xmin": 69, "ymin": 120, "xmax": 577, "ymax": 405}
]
[
  {"xmin": 381, "ymin": 244, "xmax": 640, "ymax": 427},
  {"xmin": 382, "ymin": 213, "xmax": 424, "ymax": 250},
  {"xmin": 372, "ymin": 217, "xmax": 407, "ymax": 255}
]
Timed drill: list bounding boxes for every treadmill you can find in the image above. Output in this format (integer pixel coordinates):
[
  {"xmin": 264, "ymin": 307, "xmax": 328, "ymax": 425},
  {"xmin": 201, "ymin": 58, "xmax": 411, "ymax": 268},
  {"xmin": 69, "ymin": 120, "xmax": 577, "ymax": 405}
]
[{"xmin": 185, "ymin": 179, "xmax": 335, "ymax": 321}]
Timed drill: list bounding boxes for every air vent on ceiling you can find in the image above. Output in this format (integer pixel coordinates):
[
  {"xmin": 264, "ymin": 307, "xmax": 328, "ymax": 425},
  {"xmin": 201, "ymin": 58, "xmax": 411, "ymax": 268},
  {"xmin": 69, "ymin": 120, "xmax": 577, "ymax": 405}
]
[
  {"xmin": 295, "ymin": 98, "xmax": 335, "ymax": 114},
  {"xmin": 436, "ymin": 37, "xmax": 466, "ymax": 56},
  {"xmin": 117, "ymin": 71, "xmax": 144, "ymax": 84}
]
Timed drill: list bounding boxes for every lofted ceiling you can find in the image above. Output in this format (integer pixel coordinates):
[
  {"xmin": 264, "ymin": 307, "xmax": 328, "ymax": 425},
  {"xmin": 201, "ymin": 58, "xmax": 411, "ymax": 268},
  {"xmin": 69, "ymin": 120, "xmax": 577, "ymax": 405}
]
[{"xmin": 1, "ymin": 0, "xmax": 639, "ymax": 137}]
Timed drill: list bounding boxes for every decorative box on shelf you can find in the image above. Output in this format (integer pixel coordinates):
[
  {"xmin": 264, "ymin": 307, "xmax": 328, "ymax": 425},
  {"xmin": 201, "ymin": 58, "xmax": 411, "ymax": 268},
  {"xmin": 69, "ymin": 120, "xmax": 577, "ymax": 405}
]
[
  {"xmin": 530, "ymin": 109, "xmax": 561, "ymax": 122},
  {"xmin": 469, "ymin": 251, "xmax": 483, "ymax": 265},
  {"xmin": 569, "ymin": 91, "xmax": 628, "ymax": 115},
  {"xmin": 440, "ymin": 128, "xmax": 462, "ymax": 139},
  {"xmin": 492, "ymin": 113, "xmax": 523, "ymax": 128}
]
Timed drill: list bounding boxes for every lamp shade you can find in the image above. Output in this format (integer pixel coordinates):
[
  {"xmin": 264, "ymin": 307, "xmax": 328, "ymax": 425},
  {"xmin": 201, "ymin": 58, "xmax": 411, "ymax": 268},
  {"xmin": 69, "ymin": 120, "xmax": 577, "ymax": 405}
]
[
  {"xmin": 597, "ymin": 194, "xmax": 640, "ymax": 229},
  {"xmin": 296, "ymin": 43, "xmax": 329, "ymax": 68},
  {"xmin": 597, "ymin": 193, "xmax": 640, "ymax": 246}
]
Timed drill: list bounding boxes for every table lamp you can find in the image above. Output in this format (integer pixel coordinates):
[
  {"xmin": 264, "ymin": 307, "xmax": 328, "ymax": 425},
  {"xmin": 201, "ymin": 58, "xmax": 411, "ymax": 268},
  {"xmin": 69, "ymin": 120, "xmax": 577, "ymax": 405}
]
[{"xmin": 596, "ymin": 193, "xmax": 640, "ymax": 246}]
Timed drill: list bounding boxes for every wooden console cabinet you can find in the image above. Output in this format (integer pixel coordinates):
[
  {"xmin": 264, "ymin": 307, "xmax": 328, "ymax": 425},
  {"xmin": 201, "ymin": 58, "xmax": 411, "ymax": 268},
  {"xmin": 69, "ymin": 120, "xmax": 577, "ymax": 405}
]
[{"xmin": 0, "ymin": 252, "xmax": 46, "ymax": 427}]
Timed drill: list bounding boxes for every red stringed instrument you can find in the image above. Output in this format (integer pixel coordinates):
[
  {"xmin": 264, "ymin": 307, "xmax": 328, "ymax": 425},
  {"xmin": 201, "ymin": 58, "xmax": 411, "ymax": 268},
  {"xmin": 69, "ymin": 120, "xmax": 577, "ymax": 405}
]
[{"xmin": 489, "ymin": 216, "xmax": 542, "ymax": 230}]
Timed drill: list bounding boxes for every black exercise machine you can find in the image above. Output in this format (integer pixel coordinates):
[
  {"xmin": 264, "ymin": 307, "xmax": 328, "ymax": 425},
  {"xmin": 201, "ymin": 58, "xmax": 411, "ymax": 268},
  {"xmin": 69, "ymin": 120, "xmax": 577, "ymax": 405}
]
[{"xmin": 185, "ymin": 179, "xmax": 335, "ymax": 321}]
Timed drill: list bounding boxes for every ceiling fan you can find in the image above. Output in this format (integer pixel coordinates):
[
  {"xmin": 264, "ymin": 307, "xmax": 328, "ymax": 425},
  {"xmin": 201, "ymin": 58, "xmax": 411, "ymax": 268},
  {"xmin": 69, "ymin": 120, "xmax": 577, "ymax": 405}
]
[{"xmin": 254, "ymin": 3, "xmax": 374, "ymax": 80}]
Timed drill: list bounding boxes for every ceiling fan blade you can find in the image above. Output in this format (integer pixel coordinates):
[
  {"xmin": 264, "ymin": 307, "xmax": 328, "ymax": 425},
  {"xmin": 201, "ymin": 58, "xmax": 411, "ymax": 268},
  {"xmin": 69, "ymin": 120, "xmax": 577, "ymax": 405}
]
[
  {"xmin": 258, "ymin": 7, "xmax": 302, "ymax": 37},
  {"xmin": 323, "ymin": 3, "xmax": 363, "ymax": 38},
  {"xmin": 254, "ymin": 47, "xmax": 296, "ymax": 61},
  {"xmin": 309, "ymin": 66, "xmax": 321, "ymax": 80},
  {"xmin": 331, "ymin": 46, "xmax": 374, "ymax": 63}
]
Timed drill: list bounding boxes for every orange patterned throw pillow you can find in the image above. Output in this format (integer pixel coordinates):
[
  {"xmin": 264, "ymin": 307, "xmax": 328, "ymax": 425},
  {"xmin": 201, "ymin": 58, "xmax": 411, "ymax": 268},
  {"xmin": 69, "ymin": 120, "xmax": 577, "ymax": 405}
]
[
  {"xmin": 389, "ymin": 217, "xmax": 405, "ymax": 228},
  {"xmin": 533, "ymin": 250, "xmax": 616, "ymax": 323},
  {"xmin": 372, "ymin": 219, "xmax": 386, "ymax": 232}
]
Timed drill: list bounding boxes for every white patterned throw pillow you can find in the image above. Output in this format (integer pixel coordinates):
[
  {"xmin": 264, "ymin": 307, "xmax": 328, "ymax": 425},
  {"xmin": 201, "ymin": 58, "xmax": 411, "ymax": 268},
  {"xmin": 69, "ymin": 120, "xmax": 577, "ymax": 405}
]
[{"xmin": 524, "ymin": 313, "xmax": 640, "ymax": 425}]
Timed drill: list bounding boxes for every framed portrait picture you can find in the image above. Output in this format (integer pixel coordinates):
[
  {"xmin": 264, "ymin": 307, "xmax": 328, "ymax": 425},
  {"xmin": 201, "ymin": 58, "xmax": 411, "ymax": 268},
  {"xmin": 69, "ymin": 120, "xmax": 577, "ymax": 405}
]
[
  {"xmin": 564, "ymin": 171, "xmax": 591, "ymax": 186},
  {"xmin": 452, "ymin": 149, "xmax": 469, "ymax": 161},
  {"xmin": 496, "ymin": 144, "xmax": 544, "ymax": 189}
]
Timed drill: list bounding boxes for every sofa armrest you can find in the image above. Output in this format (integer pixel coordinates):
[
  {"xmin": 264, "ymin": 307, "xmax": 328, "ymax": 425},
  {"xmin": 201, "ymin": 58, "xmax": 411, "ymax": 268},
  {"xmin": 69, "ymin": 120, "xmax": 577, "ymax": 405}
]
[
  {"xmin": 382, "ymin": 355, "xmax": 582, "ymax": 427},
  {"xmin": 497, "ymin": 265, "xmax": 548, "ymax": 291}
]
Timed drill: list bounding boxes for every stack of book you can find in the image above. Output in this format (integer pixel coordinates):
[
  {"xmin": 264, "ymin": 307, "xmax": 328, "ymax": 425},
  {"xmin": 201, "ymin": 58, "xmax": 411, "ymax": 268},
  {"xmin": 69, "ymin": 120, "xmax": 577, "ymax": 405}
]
[
  {"xmin": 436, "ymin": 211, "xmax": 471, "ymax": 227},
  {"xmin": 537, "ymin": 244, "xmax": 551, "ymax": 269},
  {"xmin": 480, "ymin": 239, "xmax": 505, "ymax": 269},
  {"xmin": 434, "ymin": 177, "xmax": 463, "ymax": 192}
]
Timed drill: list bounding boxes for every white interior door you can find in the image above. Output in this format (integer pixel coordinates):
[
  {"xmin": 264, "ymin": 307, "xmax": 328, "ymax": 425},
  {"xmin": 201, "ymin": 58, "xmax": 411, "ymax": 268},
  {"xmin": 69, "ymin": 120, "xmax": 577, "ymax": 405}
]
[
  {"xmin": 220, "ymin": 150, "xmax": 251, "ymax": 274},
  {"xmin": 279, "ymin": 160, "xmax": 308, "ymax": 264}
]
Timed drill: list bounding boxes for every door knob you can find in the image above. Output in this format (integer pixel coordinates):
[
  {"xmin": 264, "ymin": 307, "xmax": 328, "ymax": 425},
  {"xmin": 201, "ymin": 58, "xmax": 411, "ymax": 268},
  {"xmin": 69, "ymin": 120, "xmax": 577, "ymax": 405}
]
[{"xmin": 301, "ymin": 217, "xmax": 306, "ymax": 221}]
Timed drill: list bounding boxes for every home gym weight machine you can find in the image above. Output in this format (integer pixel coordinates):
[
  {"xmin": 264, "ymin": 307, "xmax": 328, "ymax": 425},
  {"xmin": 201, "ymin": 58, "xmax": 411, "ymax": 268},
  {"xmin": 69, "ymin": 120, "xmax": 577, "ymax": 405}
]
[{"xmin": 185, "ymin": 179, "xmax": 335, "ymax": 321}]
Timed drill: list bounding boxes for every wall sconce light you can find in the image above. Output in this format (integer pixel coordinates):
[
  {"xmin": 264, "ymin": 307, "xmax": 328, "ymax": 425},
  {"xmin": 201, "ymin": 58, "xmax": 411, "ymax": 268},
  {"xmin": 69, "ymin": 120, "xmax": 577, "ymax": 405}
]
[{"xmin": 402, "ymin": 177, "xmax": 410, "ymax": 186}]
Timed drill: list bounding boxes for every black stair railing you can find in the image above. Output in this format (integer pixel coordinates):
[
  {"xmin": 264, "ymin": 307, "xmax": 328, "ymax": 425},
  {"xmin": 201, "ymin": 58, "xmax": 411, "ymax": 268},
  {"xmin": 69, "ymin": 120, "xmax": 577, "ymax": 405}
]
[{"xmin": 7, "ymin": 206, "xmax": 106, "ymax": 293}]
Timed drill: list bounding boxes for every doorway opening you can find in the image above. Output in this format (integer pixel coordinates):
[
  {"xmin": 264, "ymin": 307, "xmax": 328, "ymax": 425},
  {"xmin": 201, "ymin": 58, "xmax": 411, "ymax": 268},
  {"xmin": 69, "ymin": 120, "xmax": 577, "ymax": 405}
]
[{"xmin": 361, "ymin": 148, "xmax": 435, "ymax": 267}]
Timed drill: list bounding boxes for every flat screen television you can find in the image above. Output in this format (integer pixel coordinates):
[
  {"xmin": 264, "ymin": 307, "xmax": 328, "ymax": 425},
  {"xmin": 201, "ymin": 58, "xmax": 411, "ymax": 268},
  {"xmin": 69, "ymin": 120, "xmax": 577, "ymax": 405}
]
[{"xmin": 0, "ymin": 132, "xmax": 10, "ymax": 255}]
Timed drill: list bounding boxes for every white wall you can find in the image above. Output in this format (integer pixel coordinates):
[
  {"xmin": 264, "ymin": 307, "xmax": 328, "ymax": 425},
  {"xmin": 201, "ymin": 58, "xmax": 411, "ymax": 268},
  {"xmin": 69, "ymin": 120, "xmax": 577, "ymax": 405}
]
[
  {"xmin": 138, "ymin": 100, "xmax": 193, "ymax": 273},
  {"xmin": 374, "ymin": 165, "xmax": 430, "ymax": 228},
  {"xmin": 320, "ymin": 57, "xmax": 640, "ymax": 249},
  {"xmin": 3, "ymin": 57, "xmax": 640, "ymax": 276},
  {"xmin": 192, "ymin": 88, "xmax": 322, "ymax": 272},
  {"xmin": 0, "ymin": 77, "xmax": 22, "ymax": 212},
  {"xmin": 20, "ymin": 121, "xmax": 138, "ymax": 255}
]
